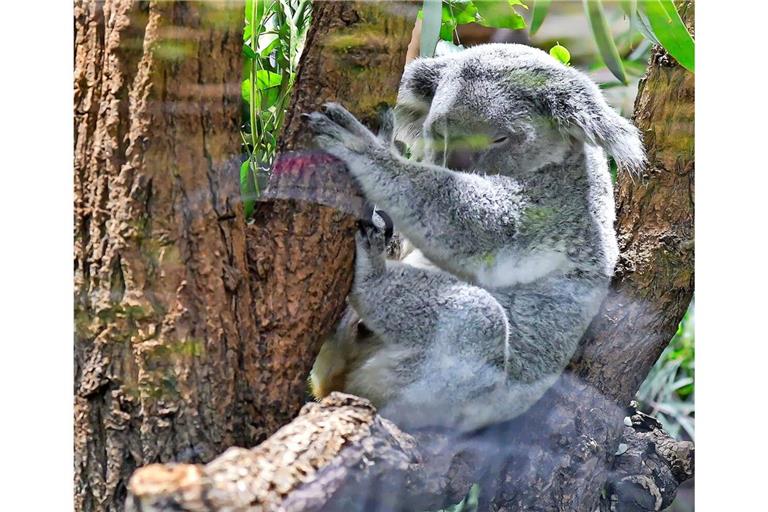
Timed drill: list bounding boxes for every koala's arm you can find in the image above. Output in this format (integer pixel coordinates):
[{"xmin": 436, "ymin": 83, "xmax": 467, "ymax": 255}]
[
  {"xmin": 359, "ymin": 152, "xmax": 523, "ymax": 272},
  {"xmin": 307, "ymin": 104, "xmax": 525, "ymax": 285}
]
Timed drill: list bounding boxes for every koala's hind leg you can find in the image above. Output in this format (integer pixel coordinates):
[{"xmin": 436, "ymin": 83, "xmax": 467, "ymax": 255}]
[{"xmin": 351, "ymin": 219, "xmax": 510, "ymax": 366}]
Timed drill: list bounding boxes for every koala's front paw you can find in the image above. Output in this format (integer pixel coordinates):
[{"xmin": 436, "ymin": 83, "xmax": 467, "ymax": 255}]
[{"xmin": 303, "ymin": 103, "xmax": 383, "ymax": 164}]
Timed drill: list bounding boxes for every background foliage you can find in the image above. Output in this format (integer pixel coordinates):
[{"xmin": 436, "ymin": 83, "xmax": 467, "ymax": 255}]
[{"xmin": 240, "ymin": 0, "xmax": 311, "ymax": 218}]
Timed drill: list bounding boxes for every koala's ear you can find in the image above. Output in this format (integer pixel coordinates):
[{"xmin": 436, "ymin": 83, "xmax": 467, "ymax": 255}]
[
  {"xmin": 397, "ymin": 58, "xmax": 445, "ymax": 107},
  {"xmin": 394, "ymin": 58, "xmax": 445, "ymax": 149},
  {"xmin": 547, "ymin": 81, "xmax": 646, "ymax": 174}
]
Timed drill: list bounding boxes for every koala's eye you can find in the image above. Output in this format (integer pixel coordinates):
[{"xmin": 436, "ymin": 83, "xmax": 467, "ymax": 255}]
[{"xmin": 492, "ymin": 135, "xmax": 509, "ymax": 145}]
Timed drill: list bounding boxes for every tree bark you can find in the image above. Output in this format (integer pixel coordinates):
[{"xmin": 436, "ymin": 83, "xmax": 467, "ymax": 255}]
[
  {"xmin": 125, "ymin": 394, "xmax": 693, "ymax": 512},
  {"xmin": 74, "ymin": 2, "xmax": 251, "ymax": 510},
  {"xmin": 74, "ymin": 1, "xmax": 415, "ymax": 511},
  {"xmin": 243, "ymin": 0, "xmax": 417, "ymax": 435}
]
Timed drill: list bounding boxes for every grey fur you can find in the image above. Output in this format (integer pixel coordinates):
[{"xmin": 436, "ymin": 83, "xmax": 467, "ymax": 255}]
[{"xmin": 308, "ymin": 44, "xmax": 643, "ymax": 431}]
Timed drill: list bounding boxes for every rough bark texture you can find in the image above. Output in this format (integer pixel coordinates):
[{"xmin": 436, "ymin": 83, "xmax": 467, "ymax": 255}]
[
  {"xmin": 601, "ymin": 402, "xmax": 694, "ymax": 512},
  {"xmin": 74, "ymin": 2, "xmax": 251, "ymax": 510},
  {"xmin": 126, "ymin": 393, "xmax": 427, "ymax": 512},
  {"xmin": 74, "ymin": 2, "xmax": 416, "ymax": 511}
]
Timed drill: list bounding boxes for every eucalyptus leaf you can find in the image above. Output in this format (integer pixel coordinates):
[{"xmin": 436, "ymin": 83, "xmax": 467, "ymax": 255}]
[
  {"xmin": 475, "ymin": 0, "xmax": 527, "ymax": 30},
  {"xmin": 448, "ymin": 0, "xmax": 479, "ymax": 25},
  {"xmin": 530, "ymin": 0, "xmax": 551, "ymax": 35},
  {"xmin": 440, "ymin": 7, "xmax": 458, "ymax": 42},
  {"xmin": 583, "ymin": 0, "xmax": 627, "ymax": 84},
  {"xmin": 259, "ymin": 35, "xmax": 281, "ymax": 58},
  {"xmin": 634, "ymin": 8, "xmax": 662, "ymax": 46},
  {"xmin": 242, "ymin": 44, "xmax": 258, "ymax": 60},
  {"xmin": 638, "ymin": 0, "xmax": 694, "ymax": 72},
  {"xmin": 549, "ymin": 43, "xmax": 570, "ymax": 65},
  {"xmin": 618, "ymin": 0, "xmax": 636, "ymax": 18},
  {"xmin": 421, "ymin": 0, "xmax": 443, "ymax": 57},
  {"xmin": 255, "ymin": 69, "xmax": 282, "ymax": 90}
]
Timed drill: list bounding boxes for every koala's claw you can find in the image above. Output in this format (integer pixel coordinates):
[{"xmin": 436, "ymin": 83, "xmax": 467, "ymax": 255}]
[
  {"xmin": 306, "ymin": 104, "xmax": 381, "ymax": 158},
  {"xmin": 321, "ymin": 103, "xmax": 371, "ymax": 138},
  {"xmin": 356, "ymin": 208, "xmax": 391, "ymax": 259}
]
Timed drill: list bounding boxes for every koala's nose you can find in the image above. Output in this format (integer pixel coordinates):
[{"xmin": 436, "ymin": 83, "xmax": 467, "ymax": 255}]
[{"xmin": 446, "ymin": 148, "xmax": 476, "ymax": 171}]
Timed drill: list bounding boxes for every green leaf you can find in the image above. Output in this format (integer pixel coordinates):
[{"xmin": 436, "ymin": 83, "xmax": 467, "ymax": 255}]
[
  {"xmin": 242, "ymin": 71, "xmax": 282, "ymax": 109},
  {"xmin": 242, "ymin": 44, "xmax": 258, "ymax": 60},
  {"xmin": 259, "ymin": 35, "xmax": 281, "ymax": 57},
  {"xmin": 618, "ymin": 0, "xmax": 636, "ymax": 18},
  {"xmin": 475, "ymin": 0, "xmax": 527, "ymax": 30},
  {"xmin": 549, "ymin": 43, "xmax": 570, "ymax": 65},
  {"xmin": 447, "ymin": 0, "xmax": 479, "ymax": 25},
  {"xmin": 245, "ymin": 0, "xmax": 253, "ymax": 21},
  {"xmin": 439, "ymin": 6, "xmax": 458, "ymax": 42},
  {"xmin": 633, "ymin": 8, "xmax": 661, "ymax": 46},
  {"xmin": 583, "ymin": 0, "xmax": 628, "ymax": 84},
  {"xmin": 255, "ymin": 69, "xmax": 282, "ymax": 90},
  {"xmin": 420, "ymin": 0, "xmax": 443, "ymax": 56},
  {"xmin": 638, "ymin": 0, "xmax": 694, "ymax": 72},
  {"xmin": 530, "ymin": 0, "xmax": 551, "ymax": 35}
]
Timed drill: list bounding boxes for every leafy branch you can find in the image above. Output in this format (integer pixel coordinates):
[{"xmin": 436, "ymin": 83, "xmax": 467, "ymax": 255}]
[
  {"xmin": 419, "ymin": 0, "xmax": 694, "ymax": 84},
  {"xmin": 241, "ymin": 0, "xmax": 311, "ymax": 219}
]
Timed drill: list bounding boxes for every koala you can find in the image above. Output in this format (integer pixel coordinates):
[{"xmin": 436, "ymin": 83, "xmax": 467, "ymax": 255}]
[{"xmin": 306, "ymin": 44, "xmax": 644, "ymax": 431}]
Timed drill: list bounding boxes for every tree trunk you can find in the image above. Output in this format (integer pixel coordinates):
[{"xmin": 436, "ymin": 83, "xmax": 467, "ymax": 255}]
[
  {"xmin": 243, "ymin": 0, "xmax": 416, "ymax": 436},
  {"xmin": 124, "ymin": 2, "xmax": 694, "ymax": 511},
  {"xmin": 74, "ymin": 1, "xmax": 414, "ymax": 511},
  {"xmin": 74, "ymin": 2, "xmax": 250, "ymax": 510}
]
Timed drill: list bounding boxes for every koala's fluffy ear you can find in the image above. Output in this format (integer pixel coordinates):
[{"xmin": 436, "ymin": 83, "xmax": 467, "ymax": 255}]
[
  {"xmin": 393, "ymin": 58, "xmax": 445, "ymax": 147},
  {"xmin": 397, "ymin": 58, "xmax": 445, "ymax": 106},
  {"xmin": 546, "ymin": 79, "xmax": 646, "ymax": 174}
]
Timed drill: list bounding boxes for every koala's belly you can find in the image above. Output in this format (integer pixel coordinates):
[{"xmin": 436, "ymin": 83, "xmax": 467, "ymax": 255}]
[{"xmin": 400, "ymin": 246, "xmax": 442, "ymax": 273}]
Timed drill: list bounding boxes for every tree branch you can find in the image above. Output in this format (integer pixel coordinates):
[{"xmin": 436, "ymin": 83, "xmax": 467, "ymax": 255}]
[
  {"xmin": 126, "ymin": 393, "xmax": 431, "ymax": 512},
  {"xmin": 127, "ymin": 394, "xmax": 693, "ymax": 512},
  {"xmin": 601, "ymin": 402, "xmax": 694, "ymax": 512}
]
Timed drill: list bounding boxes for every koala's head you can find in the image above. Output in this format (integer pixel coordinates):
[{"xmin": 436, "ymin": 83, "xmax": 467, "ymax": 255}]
[{"xmin": 394, "ymin": 44, "xmax": 644, "ymax": 175}]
